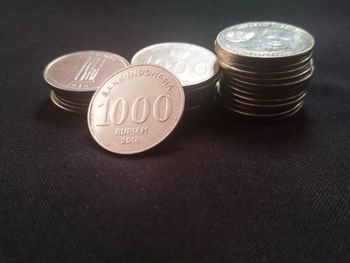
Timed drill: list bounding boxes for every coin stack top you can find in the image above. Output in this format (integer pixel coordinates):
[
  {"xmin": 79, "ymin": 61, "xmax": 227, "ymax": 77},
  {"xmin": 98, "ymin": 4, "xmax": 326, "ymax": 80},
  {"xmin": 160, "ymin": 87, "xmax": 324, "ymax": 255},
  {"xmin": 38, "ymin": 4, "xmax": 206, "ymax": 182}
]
[{"xmin": 44, "ymin": 51, "xmax": 129, "ymax": 113}]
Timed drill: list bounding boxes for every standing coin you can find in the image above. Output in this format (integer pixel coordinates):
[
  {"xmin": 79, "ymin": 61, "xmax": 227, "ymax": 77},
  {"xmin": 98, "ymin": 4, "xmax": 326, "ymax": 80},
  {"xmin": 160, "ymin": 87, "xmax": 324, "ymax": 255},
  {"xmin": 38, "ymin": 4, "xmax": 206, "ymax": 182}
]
[{"xmin": 87, "ymin": 65, "xmax": 185, "ymax": 154}]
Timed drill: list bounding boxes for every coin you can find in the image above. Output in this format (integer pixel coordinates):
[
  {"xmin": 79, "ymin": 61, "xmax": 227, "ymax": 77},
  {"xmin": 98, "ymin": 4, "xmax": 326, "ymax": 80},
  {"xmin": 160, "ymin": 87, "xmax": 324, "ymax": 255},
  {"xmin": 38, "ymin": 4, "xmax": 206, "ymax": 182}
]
[
  {"xmin": 216, "ymin": 22, "xmax": 314, "ymax": 59},
  {"xmin": 220, "ymin": 60, "xmax": 313, "ymax": 78},
  {"xmin": 87, "ymin": 64, "xmax": 185, "ymax": 154},
  {"xmin": 224, "ymin": 66, "xmax": 313, "ymax": 86},
  {"xmin": 215, "ymin": 22, "xmax": 315, "ymax": 120},
  {"xmin": 50, "ymin": 91, "xmax": 85, "ymax": 113},
  {"xmin": 44, "ymin": 51, "xmax": 129, "ymax": 92},
  {"xmin": 44, "ymin": 50, "xmax": 129, "ymax": 112},
  {"xmin": 131, "ymin": 42, "xmax": 219, "ymax": 110}
]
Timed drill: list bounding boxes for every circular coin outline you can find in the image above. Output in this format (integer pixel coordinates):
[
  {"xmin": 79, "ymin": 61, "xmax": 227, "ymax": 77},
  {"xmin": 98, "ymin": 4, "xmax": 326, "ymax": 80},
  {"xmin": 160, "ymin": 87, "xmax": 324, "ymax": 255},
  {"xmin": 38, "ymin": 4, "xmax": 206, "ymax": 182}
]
[
  {"xmin": 87, "ymin": 64, "xmax": 185, "ymax": 155},
  {"xmin": 44, "ymin": 50, "xmax": 130, "ymax": 92},
  {"xmin": 216, "ymin": 21, "xmax": 315, "ymax": 59}
]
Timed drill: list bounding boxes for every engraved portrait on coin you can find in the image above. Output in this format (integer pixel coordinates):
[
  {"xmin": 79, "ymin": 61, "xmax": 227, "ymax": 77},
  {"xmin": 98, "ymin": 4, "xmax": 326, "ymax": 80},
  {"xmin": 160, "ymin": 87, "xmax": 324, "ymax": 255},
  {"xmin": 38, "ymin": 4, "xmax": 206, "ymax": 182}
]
[{"xmin": 217, "ymin": 22, "xmax": 314, "ymax": 57}]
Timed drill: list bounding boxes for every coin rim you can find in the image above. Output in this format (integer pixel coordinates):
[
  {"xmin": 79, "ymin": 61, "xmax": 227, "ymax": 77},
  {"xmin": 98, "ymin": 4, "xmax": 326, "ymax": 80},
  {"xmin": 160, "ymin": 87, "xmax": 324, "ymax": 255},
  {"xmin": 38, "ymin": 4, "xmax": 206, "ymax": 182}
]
[{"xmin": 50, "ymin": 91, "xmax": 85, "ymax": 113}]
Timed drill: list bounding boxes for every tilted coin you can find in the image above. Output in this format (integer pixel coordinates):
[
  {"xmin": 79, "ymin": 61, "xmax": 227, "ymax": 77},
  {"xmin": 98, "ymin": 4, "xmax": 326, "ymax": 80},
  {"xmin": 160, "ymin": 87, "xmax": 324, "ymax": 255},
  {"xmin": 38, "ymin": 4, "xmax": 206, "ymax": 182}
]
[{"xmin": 87, "ymin": 65, "xmax": 185, "ymax": 154}]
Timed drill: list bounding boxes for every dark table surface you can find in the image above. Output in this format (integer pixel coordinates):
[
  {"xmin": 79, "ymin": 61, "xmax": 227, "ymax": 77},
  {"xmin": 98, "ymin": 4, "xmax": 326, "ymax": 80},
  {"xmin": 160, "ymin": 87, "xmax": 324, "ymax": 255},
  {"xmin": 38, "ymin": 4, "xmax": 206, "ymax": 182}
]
[{"xmin": 1, "ymin": 0, "xmax": 350, "ymax": 262}]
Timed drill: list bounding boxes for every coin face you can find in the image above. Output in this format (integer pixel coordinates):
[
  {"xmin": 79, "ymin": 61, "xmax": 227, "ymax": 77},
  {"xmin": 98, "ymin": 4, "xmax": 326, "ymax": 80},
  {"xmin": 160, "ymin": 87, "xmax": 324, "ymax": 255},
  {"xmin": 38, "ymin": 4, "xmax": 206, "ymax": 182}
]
[
  {"xmin": 44, "ymin": 51, "xmax": 129, "ymax": 92},
  {"xmin": 87, "ymin": 65, "xmax": 185, "ymax": 154},
  {"xmin": 216, "ymin": 22, "xmax": 314, "ymax": 58},
  {"xmin": 131, "ymin": 42, "xmax": 219, "ymax": 87}
]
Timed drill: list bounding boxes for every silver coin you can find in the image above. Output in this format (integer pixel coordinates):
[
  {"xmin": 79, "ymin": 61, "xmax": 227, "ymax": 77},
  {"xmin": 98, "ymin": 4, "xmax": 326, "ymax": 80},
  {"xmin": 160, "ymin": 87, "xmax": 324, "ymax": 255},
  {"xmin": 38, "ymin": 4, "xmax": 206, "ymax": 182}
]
[
  {"xmin": 51, "ymin": 91, "xmax": 87, "ymax": 110},
  {"xmin": 221, "ymin": 78, "xmax": 310, "ymax": 95},
  {"xmin": 217, "ymin": 52, "xmax": 313, "ymax": 72},
  {"xmin": 221, "ymin": 60, "xmax": 313, "ymax": 79},
  {"xmin": 216, "ymin": 21, "xmax": 314, "ymax": 59},
  {"xmin": 221, "ymin": 85, "xmax": 307, "ymax": 102},
  {"xmin": 224, "ymin": 67, "xmax": 313, "ymax": 88},
  {"xmin": 87, "ymin": 64, "xmax": 185, "ymax": 155},
  {"xmin": 217, "ymin": 80, "xmax": 305, "ymax": 119},
  {"xmin": 220, "ymin": 95, "xmax": 304, "ymax": 117},
  {"xmin": 131, "ymin": 42, "xmax": 219, "ymax": 88},
  {"xmin": 224, "ymin": 65, "xmax": 313, "ymax": 85},
  {"xmin": 224, "ymin": 103, "xmax": 304, "ymax": 120},
  {"xmin": 215, "ymin": 22, "xmax": 315, "ymax": 120},
  {"xmin": 51, "ymin": 87, "xmax": 94, "ymax": 103},
  {"xmin": 50, "ymin": 91, "xmax": 85, "ymax": 113},
  {"xmin": 54, "ymin": 93, "xmax": 90, "ymax": 107},
  {"xmin": 44, "ymin": 51, "xmax": 129, "ymax": 92},
  {"xmin": 219, "ymin": 87, "xmax": 307, "ymax": 107},
  {"xmin": 223, "ymin": 86, "xmax": 307, "ymax": 100}
]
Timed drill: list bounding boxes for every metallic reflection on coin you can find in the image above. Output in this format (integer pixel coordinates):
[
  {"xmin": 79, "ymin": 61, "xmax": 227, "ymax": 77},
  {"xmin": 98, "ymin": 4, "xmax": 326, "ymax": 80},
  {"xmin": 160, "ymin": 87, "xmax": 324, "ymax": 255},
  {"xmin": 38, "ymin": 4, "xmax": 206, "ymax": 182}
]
[
  {"xmin": 87, "ymin": 65, "xmax": 185, "ymax": 154},
  {"xmin": 44, "ymin": 51, "xmax": 129, "ymax": 112},
  {"xmin": 216, "ymin": 22, "xmax": 314, "ymax": 58},
  {"xmin": 215, "ymin": 21, "xmax": 315, "ymax": 120},
  {"xmin": 131, "ymin": 42, "xmax": 219, "ymax": 110}
]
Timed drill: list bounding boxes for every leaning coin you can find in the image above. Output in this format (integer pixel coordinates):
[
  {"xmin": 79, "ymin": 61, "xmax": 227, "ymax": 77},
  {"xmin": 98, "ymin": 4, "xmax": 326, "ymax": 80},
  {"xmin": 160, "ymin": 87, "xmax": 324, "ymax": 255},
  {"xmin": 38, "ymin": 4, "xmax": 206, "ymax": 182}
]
[{"xmin": 87, "ymin": 65, "xmax": 185, "ymax": 154}]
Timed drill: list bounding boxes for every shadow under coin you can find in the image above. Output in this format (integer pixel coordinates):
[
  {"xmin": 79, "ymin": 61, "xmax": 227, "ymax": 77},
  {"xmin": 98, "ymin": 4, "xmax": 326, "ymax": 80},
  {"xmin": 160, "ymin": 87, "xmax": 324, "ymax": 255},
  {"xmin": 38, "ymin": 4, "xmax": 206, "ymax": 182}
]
[
  {"xmin": 82, "ymin": 131, "xmax": 178, "ymax": 159},
  {"xmin": 214, "ymin": 101, "xmax": 313, "ymax": 150},
  {"xmin": 34, "ymin": 98, "xmax": 87, "ymax": 128}
]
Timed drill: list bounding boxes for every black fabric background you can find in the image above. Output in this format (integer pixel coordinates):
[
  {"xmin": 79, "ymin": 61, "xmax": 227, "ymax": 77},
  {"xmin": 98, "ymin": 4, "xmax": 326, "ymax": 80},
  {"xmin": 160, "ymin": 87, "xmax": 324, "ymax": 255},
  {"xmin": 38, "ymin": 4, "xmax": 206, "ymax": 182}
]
[{"xmin": 1, "ymin": 0, "xmax": 350, "ymax": 262}]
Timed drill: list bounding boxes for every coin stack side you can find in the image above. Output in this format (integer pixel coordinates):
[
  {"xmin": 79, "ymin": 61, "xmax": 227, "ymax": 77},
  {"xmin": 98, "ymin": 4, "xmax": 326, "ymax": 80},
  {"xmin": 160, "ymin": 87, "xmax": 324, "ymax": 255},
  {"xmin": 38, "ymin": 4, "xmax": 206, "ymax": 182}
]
[{"xmin": 215, "ymin": 22, "xmax": 315, "ymax": 120}]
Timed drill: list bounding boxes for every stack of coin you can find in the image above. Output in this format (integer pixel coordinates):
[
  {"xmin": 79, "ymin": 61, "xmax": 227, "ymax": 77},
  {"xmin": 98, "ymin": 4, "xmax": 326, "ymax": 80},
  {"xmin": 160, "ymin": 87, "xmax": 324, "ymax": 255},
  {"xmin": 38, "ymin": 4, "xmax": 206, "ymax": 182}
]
[
  {"xmin": 131, "ymin": 42, "xmax": 220, "ymax": 110},
  {"xmin": 215, "ymin": 22, "xmax": 315, "ymax": 120},
  {"xmin": 44, "ymin": 51, "xmax": 129, "ymax": 113}
]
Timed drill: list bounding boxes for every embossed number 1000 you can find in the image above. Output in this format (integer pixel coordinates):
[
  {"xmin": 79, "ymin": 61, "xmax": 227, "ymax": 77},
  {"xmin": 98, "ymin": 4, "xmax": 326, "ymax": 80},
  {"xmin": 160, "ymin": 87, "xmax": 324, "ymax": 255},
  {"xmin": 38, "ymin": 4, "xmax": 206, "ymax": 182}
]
[
  {"xmin": 146, "ymin": 56, "xmax": 208, "ymax": 76},
  {"xmin": 95, "ymin": 95, "xmax": 173, "ymax": 126}
]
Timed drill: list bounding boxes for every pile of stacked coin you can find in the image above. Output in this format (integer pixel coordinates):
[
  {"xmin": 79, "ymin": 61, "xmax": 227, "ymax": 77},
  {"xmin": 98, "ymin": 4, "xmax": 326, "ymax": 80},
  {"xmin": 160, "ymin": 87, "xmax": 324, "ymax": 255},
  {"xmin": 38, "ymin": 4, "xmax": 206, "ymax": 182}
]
[
  {"xmin": 131, "ymin": 42, "xmax": 220, "ymax": 110},
  {"xmin": 44, "ymin": 51, "xmax": 129, "ymax": 113},
  {"xmin": 215, "ymin": 22, "xmax": 315, "ymax": 120}
]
